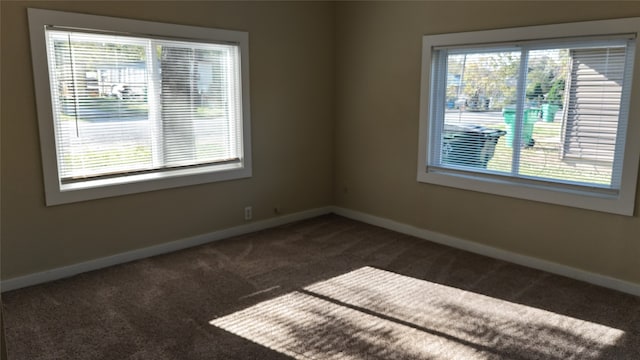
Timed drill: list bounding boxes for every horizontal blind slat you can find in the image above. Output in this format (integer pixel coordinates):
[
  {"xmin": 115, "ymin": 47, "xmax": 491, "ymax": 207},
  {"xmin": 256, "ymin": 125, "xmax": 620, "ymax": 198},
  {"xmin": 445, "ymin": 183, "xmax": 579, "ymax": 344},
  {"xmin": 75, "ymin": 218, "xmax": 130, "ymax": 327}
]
[
  {"xmin": 433, "ymin": 38, "xmax": 631, "ymax": 188},
  {"xmin": 46, "ymin": 29, "xmax": 242, "ymax": 181}
]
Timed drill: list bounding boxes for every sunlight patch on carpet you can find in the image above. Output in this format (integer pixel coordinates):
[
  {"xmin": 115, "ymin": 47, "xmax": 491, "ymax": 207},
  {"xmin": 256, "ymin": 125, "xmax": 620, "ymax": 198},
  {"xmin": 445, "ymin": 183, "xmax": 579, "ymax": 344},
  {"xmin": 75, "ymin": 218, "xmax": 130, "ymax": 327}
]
[{"xmin": 210, "ymin": 267, "xmax": 624, "ymax": 359}]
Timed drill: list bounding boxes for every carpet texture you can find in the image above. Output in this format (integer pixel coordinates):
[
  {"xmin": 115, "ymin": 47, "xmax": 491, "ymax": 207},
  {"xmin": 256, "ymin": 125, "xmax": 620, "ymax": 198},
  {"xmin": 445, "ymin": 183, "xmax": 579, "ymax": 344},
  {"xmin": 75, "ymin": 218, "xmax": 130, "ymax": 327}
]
[{"xmin": 2, "ymin": 214, "xmax": 640, "ymax": 359}]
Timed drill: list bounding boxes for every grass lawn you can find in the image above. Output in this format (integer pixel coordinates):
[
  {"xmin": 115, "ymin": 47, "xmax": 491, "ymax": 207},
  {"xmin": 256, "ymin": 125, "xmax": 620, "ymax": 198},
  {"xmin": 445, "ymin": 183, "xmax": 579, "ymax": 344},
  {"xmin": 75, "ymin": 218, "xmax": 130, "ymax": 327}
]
[{"xmin": 486, "ymin": 119, "xmax": 613, "ymax": 186}]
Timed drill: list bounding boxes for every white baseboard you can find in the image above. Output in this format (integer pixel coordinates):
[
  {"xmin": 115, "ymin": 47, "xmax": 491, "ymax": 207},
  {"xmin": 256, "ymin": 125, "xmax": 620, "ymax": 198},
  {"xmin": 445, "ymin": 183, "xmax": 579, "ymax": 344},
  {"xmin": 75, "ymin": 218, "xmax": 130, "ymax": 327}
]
[
  {"xmin": 331, "ymin": 206, "xmax": 640, "ymax": 297},
  {"xmin": 0, "ymin": 206, "xmax": 332, "ymax": 293},
  {"xmin": 4, "ymin": 205, "xmax": 639, "ymax": 297}
]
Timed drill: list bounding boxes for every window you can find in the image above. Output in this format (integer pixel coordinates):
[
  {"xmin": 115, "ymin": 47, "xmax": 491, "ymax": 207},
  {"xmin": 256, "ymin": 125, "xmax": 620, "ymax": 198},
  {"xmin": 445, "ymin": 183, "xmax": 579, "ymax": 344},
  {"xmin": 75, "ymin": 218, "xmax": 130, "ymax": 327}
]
[
  {"xmin": 418, "ymin": 18, "xmax": 640, "ymax": 215},
  {"xmin": 28, "ymin": 9, "xmax": 251, "ymax": 205}
]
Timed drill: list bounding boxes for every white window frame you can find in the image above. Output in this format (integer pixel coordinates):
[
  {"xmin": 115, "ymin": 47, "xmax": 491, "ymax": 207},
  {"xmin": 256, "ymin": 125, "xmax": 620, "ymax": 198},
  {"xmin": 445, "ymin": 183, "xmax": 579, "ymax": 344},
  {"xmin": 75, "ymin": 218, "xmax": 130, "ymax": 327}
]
[
  {"xmin": 28, "ymin": 9, "xmax": 252, "ymax": 205},
  {"xmin": 418, "ymin": 18, "xmax": 640, "ymax": 216}
]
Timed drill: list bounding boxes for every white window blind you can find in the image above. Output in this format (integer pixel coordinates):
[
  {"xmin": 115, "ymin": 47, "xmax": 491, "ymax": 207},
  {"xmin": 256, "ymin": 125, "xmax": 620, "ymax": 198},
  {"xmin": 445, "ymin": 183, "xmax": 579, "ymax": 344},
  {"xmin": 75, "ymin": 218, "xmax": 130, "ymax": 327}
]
[
  {"xmin": 428, "ymin": 37, "xmax": 634, "ymax": 192},
  {"xmin": 45, "ymin": 29, "xmax": 243, "ymax": 183}
]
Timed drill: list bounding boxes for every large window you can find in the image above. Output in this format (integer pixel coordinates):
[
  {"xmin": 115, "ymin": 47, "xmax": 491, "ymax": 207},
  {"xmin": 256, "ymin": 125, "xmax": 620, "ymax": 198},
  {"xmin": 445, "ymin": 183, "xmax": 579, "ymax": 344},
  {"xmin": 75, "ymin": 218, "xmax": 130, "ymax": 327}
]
[
  {"xmin": 418, "ymin": 18, "xmax": 640, "ymax": 215},
  {"xmin": 29, "ymin": 9, "xmax": 251, "ymax": 205}
]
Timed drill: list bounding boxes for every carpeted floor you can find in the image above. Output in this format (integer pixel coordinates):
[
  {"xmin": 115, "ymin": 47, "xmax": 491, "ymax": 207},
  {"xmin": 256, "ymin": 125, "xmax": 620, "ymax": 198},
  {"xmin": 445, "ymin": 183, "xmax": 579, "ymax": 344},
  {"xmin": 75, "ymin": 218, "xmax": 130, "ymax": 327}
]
[{"xmin": 2, "ymin": 214, "xmax": 639, "ymax": 359}]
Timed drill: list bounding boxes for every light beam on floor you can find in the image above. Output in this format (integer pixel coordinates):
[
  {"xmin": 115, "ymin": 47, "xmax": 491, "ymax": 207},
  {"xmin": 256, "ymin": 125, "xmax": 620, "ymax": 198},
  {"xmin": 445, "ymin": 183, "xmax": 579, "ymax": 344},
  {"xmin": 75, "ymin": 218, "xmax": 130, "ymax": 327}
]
[{"xmin": 210, "ymin": 267, "xmax": 624, "ymax": 359}]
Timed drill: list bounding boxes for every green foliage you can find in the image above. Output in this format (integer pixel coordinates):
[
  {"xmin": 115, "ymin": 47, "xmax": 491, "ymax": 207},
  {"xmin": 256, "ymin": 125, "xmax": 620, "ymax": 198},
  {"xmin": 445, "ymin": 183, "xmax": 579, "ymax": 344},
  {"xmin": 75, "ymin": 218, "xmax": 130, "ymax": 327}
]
[
  {"xmin": 525, "ymin": 49, "xmax": 569, "ymax": 106},
  {"xmin": 526, "ymin": 82, "xmax": 544, "ymax": 98},
  {"xmin": 546, "ymin": 79, "xmax": 565, "ymax": 106},
  {"xmin": 448, "ymin": 52, "xmax": 520, "ymax": 110},
  {"xmin": 451, "ymin": 49, "xmax": 569, "ymax": 110}
]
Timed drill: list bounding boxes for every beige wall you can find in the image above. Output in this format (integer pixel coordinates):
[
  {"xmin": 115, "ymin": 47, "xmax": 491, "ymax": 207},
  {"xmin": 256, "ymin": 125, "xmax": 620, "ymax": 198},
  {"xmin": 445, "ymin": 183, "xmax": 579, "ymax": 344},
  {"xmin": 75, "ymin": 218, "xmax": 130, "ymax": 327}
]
[
  {"xmin": 334, "ymin": 1, "xmax": 640, "ymax": 285},
  {"xmin": 1, "ymin": 1, "xmax": 335, "ymax": 279},
  {"xmin": 2, "ymin": 1, "xmax": 640, "ymax": 287}
]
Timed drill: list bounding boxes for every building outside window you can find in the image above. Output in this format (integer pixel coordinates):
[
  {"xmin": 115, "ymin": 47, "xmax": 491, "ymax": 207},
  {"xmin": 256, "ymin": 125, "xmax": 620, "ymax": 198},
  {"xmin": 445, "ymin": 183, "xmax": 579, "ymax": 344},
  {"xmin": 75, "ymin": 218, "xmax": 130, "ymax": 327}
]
[{"xmin": 418, "ymin": 18, "xmax": 640, "ymax": 215}]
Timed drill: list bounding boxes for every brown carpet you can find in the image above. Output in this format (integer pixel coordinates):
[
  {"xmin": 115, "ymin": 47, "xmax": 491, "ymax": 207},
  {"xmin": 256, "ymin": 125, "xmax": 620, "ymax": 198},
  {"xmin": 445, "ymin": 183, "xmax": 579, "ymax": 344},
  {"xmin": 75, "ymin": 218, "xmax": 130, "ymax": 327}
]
[{"xmin": 2, "ymin": 214, "xmax": 639, "ymax": 359}]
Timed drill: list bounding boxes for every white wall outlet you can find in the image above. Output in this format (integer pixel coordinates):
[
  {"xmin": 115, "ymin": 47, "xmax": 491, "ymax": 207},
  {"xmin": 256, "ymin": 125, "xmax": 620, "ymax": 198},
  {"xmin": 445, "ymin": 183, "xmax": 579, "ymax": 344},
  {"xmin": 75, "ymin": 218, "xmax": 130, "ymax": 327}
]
[{"xmin": 244, "ymin": 206, "xmax": 252, "ymax": 221}]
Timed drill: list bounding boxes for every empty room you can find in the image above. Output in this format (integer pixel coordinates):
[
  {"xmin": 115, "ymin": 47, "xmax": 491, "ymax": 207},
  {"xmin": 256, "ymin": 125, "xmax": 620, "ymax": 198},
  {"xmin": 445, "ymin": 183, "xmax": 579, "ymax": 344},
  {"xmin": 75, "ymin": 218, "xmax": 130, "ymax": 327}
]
[{"xmin": 1, "ymin": 1, "xmax": 640, "ymax": 359}]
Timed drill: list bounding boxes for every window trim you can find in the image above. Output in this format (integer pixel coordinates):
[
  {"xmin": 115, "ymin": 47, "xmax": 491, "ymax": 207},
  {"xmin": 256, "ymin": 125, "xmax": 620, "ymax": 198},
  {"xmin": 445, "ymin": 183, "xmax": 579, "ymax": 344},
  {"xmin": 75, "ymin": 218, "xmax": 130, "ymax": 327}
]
[
  {"xmin": 418, "ymin": 18, "xmax": 640, "ymax": 216},
  {"xmin": 28, "ymin": 9, "xmax": 252, "ymax": 205}
]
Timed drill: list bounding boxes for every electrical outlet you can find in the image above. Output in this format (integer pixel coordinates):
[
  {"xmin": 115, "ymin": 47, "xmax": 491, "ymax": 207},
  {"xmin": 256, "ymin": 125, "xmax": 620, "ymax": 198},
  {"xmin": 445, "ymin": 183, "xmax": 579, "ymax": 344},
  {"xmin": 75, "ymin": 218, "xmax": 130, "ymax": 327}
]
[{"xmin": 244, "ymin": 206, "xmax": 252, "ymax": 221}]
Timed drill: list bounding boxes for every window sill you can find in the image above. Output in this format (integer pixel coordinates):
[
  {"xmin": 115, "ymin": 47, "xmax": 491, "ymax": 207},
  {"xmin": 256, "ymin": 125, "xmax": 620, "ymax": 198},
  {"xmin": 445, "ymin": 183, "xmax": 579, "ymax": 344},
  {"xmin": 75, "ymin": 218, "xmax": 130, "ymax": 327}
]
[
  {"xmin": 417, "ymin": 168, "xmax": 634, "ymax": 216},
  {"xmin": 46, "ymin": 162, "xmax": 251, "ymax": 206}
]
